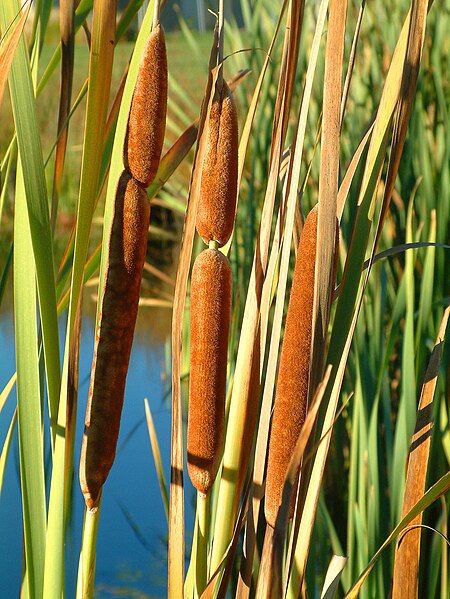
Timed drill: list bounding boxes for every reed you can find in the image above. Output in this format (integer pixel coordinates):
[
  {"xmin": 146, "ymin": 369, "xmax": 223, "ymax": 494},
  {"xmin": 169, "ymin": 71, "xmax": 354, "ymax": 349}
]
[
  {"xmin": 195, "ymin": 81, "xmax": 238, "ymax": 247},
  {"xmin": 80, "ymin": 172, "xmax": 150, "ymax": 509},
  {"xmin": 125, "ymin": 22, "xmax": 168, "ymax": 188},
  {"xmin": 2, "ymin": 0, "xmax": 446, "ymax": 596},
  {"xmin": 187, "ymin": 248, "xmax": 232, "ymax": 494}
]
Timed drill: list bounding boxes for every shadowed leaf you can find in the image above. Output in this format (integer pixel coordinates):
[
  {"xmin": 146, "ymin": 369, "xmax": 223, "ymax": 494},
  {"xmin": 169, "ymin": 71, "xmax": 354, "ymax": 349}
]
[{"xmin": 321, "ymin": 555, "xmax": 348, "ymax": 599}]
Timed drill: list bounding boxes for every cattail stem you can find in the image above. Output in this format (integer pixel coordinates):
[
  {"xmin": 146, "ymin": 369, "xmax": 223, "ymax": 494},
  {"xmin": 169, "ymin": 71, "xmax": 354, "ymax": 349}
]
[
  {"xmin": 195, "ymin": 492, "xmax": 210, "ymax": 597},
  {"xmin": 76, "ymin": 506, "xmax": 100, "ymax": 599},
  {"xmin": 217, "ymin": 0, "xmax": 224, "ymax": 88},
  {"xmin": 152, "ymin": 0, "xmax": 159, "ymax": 30}
]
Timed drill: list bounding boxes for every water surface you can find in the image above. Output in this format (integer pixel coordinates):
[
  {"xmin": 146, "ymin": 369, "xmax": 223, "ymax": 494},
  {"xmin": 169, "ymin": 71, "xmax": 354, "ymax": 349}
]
[{"xmin": 0, "ymin": 300, "xmax": 189, "ymax": 597}]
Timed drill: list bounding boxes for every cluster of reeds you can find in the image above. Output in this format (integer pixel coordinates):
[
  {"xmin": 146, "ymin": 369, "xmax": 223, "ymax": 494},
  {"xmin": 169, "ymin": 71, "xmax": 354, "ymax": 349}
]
[
  {"xmin": 1, "ymin": 0, "xmax": 449, "ymax": 598},
  {"xmin": 170, "ymin": 2, "xmax": 450, "ymax": 598}
]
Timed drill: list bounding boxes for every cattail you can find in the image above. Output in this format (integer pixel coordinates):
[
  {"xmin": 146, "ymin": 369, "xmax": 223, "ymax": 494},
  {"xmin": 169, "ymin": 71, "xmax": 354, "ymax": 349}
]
[
  {"xmin": 265, "ymin": 205, "xmax": 338, "ymax": 528},
  {"xmin": 80, "ymin": 172, "xmax": 150, "ymax": 510},
  {"xmin": 187, "ymin": 248, "xmax": 232, "ymax": 494},
  {"xmin": 195, "ymin": 81, "xmax": 238, "ymax": 247},
  {"xmin": 125, "ymin": 23, "xmax": 168, "ymax": 188}
]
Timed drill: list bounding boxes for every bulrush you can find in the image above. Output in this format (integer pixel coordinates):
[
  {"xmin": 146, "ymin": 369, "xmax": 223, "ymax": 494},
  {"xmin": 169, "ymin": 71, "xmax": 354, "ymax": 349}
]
[
  {"xmin": 187, "ymin": 248, "xmax": 232, "ymax": 494},
  {"xmin": 265, "ymin": 205, "xmax": 338, "ymax": 528},
  {"xmin": 195, "ymin": 81, "xmax": 238, "ymax": 247},
  {"xmin": 126, "ymin": 22, "xmax": 168, "ymax": 188},
  {"xmin": 80, "ymin": 172, "xmax": 150, "ymax": 509}
]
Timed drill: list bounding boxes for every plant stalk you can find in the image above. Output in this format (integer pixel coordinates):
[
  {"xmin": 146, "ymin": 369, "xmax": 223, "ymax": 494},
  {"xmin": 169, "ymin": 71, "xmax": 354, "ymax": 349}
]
[
  {"xmin": 195, "ymin": 492, "xmax": 210, "ymax": 597},
  {"xmin": 76, "ymin": 506, "xmax": 101, "ymax": 599},
  {"xmin": 152, "ymin": 0, "xmax": 159, "ymax": 29}
]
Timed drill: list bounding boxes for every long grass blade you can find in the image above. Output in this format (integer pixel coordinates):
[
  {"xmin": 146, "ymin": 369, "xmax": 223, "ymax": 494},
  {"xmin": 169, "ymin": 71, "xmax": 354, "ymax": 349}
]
[
  {"xmin": 44, "ymin": 1, "xmax": 117, "ymax": 595},
  {"xmin": 0, "ymin": 373, "xmax": 16, "ymax": 415},
  {"xmin": 321, "ymin": 555, "xmax": 348, "ymax": 599},
  {"xmin": 391, "ymin": 307, "xmax": 449, "ymax": 598},
  {"xmin": 375, "ymin": 0, "xmax": 429, "ymax": 247},
  {"xmin": 310, "ymin": 0, "xmax": 346, "ymax": 398},
  {"xmin": 222, "ymin": 0, "xmax": 288, "ymax": 256},
  {"xmin": 0, "ymin": 0, "xmax": 29, "ymax": 109},
  {"xmin": 0, "ymin": 0, "xmax": 61, "ymax": 442},
  {"xmin": 345, "ymin": 472, "xmax": 450, "ymax": 598},
  {"xmin": 13, "ymin": 161, "xmax": 47, "ymax": 599},
  {"xmin": 0, "ymin": 408, "xmax": 17, "ymax": 496},
  {"xmin": 337, "ymin": 123, "xmax": 374, "ymax": 221},
  {"xmin": 50, "ymin": 0, "xmax": 76, "ymax": 230},
  {"xmin": 144, "ymin": 398, "xmax": 169, "ymax": 520},
  {"xmin": 286, "ymin": 361, "xmax": 343, "ymax": 596},
  {"xmin": 327, "ymin": 7, "xmax": 414, "ymax": 380}
]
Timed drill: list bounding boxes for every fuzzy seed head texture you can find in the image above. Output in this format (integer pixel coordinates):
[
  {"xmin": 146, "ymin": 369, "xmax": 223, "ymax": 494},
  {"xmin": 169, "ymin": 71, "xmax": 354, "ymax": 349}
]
[
  {"xmin": 265, "ymin": 206, "xmax": 319, "ymax": 528},
  {"xmin": 195, "ymin": 81, "xmax": 239, "ymax": 247},
  {"xmin": 80, "ymin": 172, "xmax": 150, "ymax": 509},
  {"xmin": 187, "ymin": 248, "xmax": 232, "ymax": 494},
  {"xmin": 126, "ymin": 23, "xmax": 168, "ymax": 188}
]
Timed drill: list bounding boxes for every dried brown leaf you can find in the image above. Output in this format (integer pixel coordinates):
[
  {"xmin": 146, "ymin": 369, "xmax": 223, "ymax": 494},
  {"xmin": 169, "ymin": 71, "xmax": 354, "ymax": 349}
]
[
  {"xmin": 392, "ymin": 307, "xmax": 450, "ymax": 598},
  {"xmin": 310, "ymin": 0, "xmax": 347, "ymax": 396}
]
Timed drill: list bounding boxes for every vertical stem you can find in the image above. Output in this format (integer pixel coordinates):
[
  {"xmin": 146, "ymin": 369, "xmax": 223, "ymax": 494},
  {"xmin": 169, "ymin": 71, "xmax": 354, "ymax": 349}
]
[
  {"xmin": 152, "ymin": 0, "xmax": 159, "ymax": 30},
  {"xmin": 217, "ymin": 0, "xmax": 224, "ymax": 88},
  {"xmin": 340, "ymin": 0, "xmax": 365, "ymax": 127},
  {"xmin": 76, "ymin": 507, "xmax": 101, "ymax": 599},
  {"xmin": 195, "ymin": 492, "xmax": 210, "ymax": 597}
]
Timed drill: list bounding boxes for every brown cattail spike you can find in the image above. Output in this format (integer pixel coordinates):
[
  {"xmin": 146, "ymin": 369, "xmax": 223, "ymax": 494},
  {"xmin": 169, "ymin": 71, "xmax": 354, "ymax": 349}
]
[
  {"xmin": 195, "ymin": 81, "xmax": 238, "ymax": 247},
  {"xmin": 188, "ymin": 249, "xmax": 232, "ymax": 494},
  {"xmin": 80, "ymin": 172, "xmax": 150, "ymax": 510},
  {"xmin": 264, "ymin": 205, "xmax": 338, "ymax": 528},
  {"xmin": 126, "ymin": 23, "xmax": 168, "ymax": 188}
]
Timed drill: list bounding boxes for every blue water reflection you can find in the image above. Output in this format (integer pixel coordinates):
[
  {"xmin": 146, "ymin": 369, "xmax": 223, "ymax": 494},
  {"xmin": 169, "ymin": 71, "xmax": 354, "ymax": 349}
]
[{"xmin": 0, "ymin": 306, "xmax": 187, "ymax": 597}]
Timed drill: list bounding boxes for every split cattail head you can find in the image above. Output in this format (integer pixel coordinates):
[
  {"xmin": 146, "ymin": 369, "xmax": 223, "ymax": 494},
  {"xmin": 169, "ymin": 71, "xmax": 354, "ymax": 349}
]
[
  {"xmin": 80, "ymin": 172, "xmax": 150, "ymax": 510},
  {"xmin": 195, "ymin": 81, "xmax": 238, "ymax": 247},
  {"xmin": 125, "ymin": 23, "xmax": 168, "ymax": 188},
  {"xmin": 265, "ymin": 205, "xmax": 339, "ymax": 528},
  {"xmin": 187, "ymin": 248, "xmax": 232, "ymax": 494}
]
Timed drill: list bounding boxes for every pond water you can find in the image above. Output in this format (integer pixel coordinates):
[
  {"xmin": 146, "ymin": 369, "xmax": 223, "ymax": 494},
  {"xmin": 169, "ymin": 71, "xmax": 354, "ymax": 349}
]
[{"xmin": 0, "ymin": 300, "xmax": 194, "ymax": 597}]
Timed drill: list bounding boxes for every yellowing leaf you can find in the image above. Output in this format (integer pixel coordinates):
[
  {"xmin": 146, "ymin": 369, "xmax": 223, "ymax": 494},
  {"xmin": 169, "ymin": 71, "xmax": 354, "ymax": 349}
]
[{"xmin": 0, "ymin": 2, "xmax": 29, "ymax": 109}]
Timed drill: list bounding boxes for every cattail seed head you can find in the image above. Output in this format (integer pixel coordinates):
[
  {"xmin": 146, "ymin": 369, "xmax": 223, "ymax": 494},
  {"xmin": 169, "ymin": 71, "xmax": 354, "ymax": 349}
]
[
  {"xmin": 195, "ymin": 81, "xmax": 238, "ymax": 247},
  {"xmin": 126, "ymin": 23, "xmax": 168, "ymax": 188},
  {"xmin": 80, "ymin": 172, "xmax": 150, "ymax": 510},
  {"xmin": 187, "ymin": 248, "xmax": 232, "ymax": 494},
  {"xmin": 265, "ymin": 205, "xmax": 338, "ymax": 528}
]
